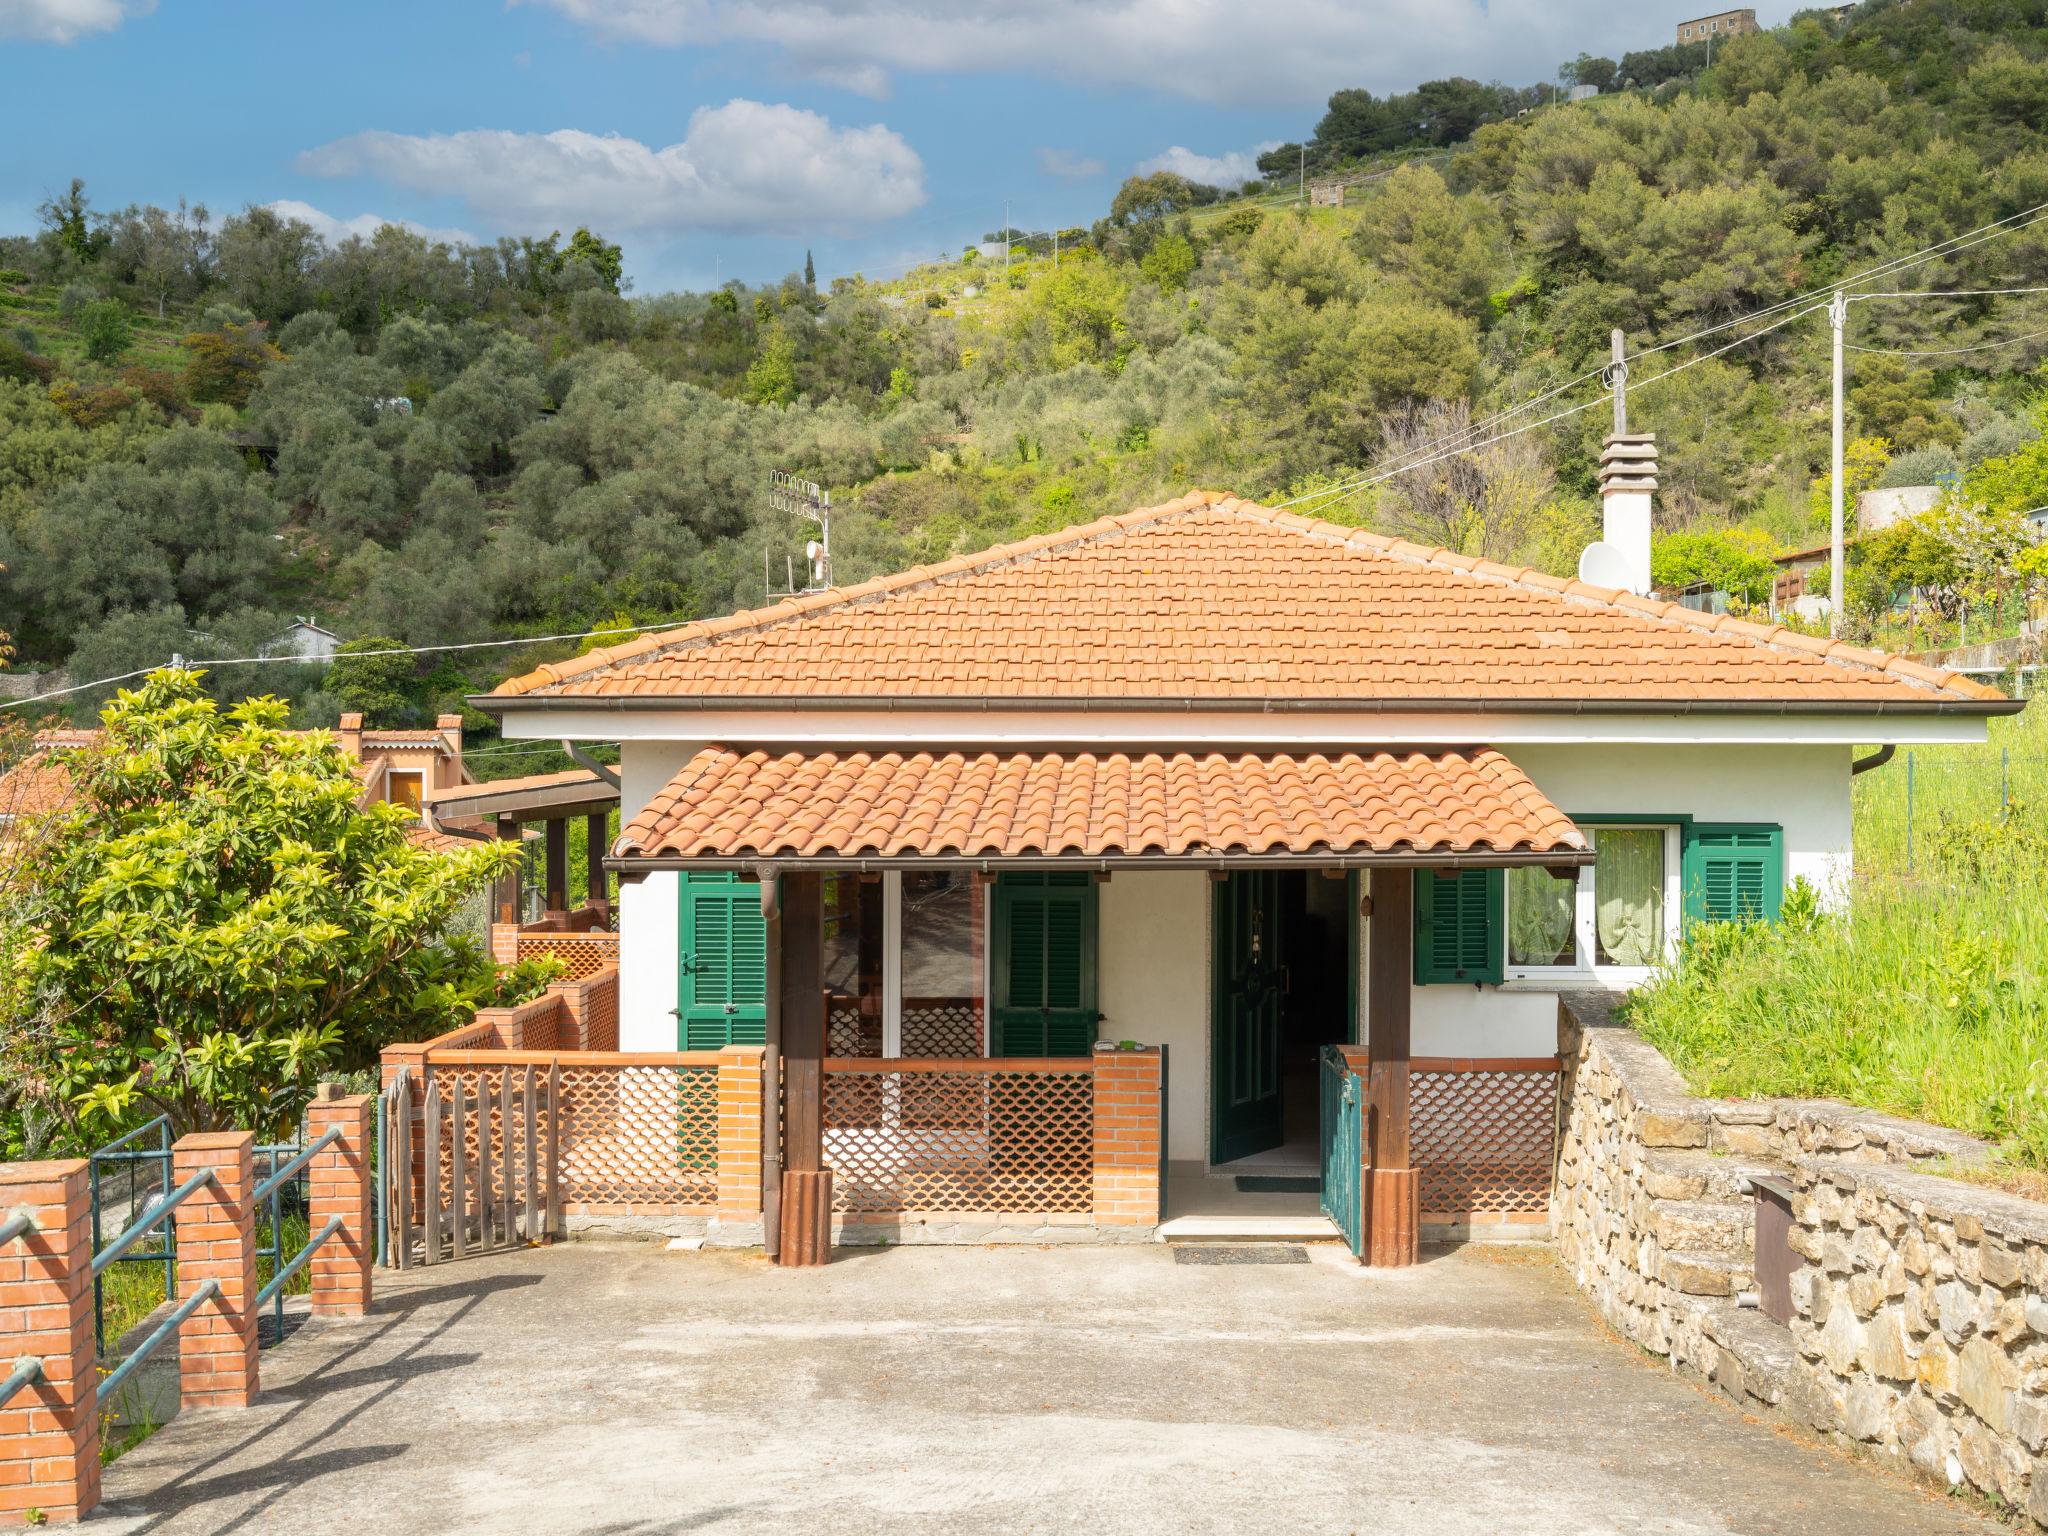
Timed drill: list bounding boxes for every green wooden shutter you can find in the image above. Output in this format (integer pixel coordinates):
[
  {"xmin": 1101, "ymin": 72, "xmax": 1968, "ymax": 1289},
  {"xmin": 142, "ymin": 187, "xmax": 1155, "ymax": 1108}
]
[
  {"xmin": 1412, "ymin": 868, "xmax": 1503, "ymax": 985},
  {"xmin": 991, "ymin": 872, "xmax": 1099, "ymax": 1055},
  {"xmin": 676, "ymin": 873, "xmax": 768, "ymax": 1049},
  {"xmin": 1682, "ymin": 825, "xmax": 1783, "ymax": 926}
]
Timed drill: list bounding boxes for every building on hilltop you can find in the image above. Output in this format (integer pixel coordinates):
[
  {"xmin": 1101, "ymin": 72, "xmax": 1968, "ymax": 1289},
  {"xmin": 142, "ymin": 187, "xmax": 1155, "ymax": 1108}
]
[{"xmin": 1677, "ymin": 8, "xmax": 1758, "ymax": 44}]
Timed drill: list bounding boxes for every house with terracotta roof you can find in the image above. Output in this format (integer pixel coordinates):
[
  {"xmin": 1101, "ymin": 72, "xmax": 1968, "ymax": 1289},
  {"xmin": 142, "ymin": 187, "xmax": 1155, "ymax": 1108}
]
[
  {"xmin": 2, "ymin": 712, "xmax": 483, "ymax": 850},
  {"xmin": 480, "ymin": 462, "xmax": 2019, "ymax": 1265}
]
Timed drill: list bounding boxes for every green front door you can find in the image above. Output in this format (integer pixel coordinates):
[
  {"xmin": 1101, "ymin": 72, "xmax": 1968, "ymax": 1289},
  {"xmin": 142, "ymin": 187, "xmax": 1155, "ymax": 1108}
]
[
  {"xmin": 1211, "ymin": 870, "xmax": 1284, "ymax": 1164},
  {"xmin": 676, "ymin": 872, "xmax": 768, "ymax": 1049}
]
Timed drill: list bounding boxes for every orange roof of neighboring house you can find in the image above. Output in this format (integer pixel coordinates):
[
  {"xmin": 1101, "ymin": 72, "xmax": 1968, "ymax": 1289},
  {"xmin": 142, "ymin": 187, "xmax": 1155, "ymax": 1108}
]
[
  {"xmin": 490, "ymin": 492, "xmax": 2008, "ymax": 709},
  {"xmin": 616, "ymin": 747, "xmax": 1588, "ymax": 864}
]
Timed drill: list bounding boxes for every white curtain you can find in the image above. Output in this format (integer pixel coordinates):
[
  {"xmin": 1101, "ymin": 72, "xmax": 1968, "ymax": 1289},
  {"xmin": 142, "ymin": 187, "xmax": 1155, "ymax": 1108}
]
[
  {"xmin": 1508, "ymin": 866, "xmax": 1577, "ymax": 966},
  {"xmin": 1594, "ymin": 829, "xmax": 1663, "ymax": 966}
]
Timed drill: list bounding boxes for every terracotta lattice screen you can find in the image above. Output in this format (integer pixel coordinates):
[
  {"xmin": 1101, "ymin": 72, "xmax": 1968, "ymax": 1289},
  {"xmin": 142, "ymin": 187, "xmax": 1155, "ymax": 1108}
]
[
  {"xmin": 517, "ymin": 931, "xmax": 620, "ymax": 980},
  {"xmin": 1410, "ymin": 1061, "xmax": 1559, "ymax": 1224},
  {"xmin": 821, "ymin": 1059, "xmax": 1093, "ymax": 1216}
]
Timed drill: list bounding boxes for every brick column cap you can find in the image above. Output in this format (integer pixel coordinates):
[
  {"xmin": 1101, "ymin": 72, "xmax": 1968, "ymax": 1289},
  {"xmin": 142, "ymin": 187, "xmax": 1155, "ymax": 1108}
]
[
  {"xmin": 0, "ymin": 1157, "xmax": 89, "ymax": 1184},
  {"xmin": 174, "ymin": 1130, "xmax": 256, "ymax": 1153}
]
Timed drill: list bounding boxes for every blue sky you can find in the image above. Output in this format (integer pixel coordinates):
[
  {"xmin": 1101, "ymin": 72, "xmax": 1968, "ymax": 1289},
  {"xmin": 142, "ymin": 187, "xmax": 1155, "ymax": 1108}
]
[{"xmin": 2, "ymin": 0, "xmax": 1769, "ymax": 294}]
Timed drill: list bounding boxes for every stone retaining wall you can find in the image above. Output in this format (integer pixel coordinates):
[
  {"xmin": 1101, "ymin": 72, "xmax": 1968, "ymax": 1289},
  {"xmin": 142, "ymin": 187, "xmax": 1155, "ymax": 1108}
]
[{"xmin": 1555, "ymin": 992, "xmax": 2048, "ymax": 1525}]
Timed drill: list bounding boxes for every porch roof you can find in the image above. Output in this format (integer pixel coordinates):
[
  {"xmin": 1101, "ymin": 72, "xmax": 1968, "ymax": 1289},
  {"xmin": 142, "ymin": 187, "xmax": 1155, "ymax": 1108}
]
[
  {"xmin": 611, "ymin": 747, "xmax": 1591, "ymax": 870},
  {"xmin": 423, "ymin": 767, "xmax": 618, "ymax": 823}
]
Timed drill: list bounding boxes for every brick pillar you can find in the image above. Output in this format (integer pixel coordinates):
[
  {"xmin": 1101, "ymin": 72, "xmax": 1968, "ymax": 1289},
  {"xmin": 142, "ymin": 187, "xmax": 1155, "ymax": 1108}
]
[
  {"xmin": 305, "ymin": 1089, "xmax": 373, "ymax": 1318},
  {"xmin": 0, "ymin": 1159, "xmax": 99, "ymax": 1524},
  {"xmin": 716, "ymin": 1046, "xmax": 765, "ymax": 1228},
  {"xmin": 1091, "ymin": 1047, "xmax": 1163, "ymax": 1226},
  {"xmin": 172, "ymin": 1132, "xmax": 258, "ymax": 1410}
]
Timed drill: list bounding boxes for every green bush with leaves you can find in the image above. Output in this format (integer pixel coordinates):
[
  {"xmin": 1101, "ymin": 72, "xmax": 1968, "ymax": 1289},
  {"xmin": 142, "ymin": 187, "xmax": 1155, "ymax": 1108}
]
[{"xmin": 5, "ymin": 669, "xmax": 524, "ymax": 1144}]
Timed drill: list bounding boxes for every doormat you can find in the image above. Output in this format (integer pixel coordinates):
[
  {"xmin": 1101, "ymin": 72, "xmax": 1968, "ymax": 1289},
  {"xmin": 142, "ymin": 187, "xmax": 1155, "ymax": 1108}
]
[
  {"xmin": 1233, "ymin": 1176, "xmax": 1321, "ymax": 1194},
  {"xmin": 1172, "ymin": 1245, "xmax": 1310, "ymax": 1265}
]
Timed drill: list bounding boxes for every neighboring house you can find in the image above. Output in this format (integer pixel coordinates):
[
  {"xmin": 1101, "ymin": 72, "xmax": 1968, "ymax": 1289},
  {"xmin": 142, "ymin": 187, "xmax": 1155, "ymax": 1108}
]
[
  {"xmin": 481, "ymin": 463, "xmax": 2017, "ymax": 1261},
  {"xmin": 1677, "ymin": 8, "xmax": 1757, "ymax": 44},
  {"xmin": 0, "ymin": 713, "xmax": 482, "ymax": 849},
  {"xmin": 266, "ymin": 617, "xmax": 344, "ymax": 665}
]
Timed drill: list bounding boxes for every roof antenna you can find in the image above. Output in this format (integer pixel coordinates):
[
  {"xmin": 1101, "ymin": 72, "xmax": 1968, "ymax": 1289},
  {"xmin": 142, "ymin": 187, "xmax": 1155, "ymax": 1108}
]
[{"xmin": 765, "ymin": 470, "xmax": 833, "ymax": 599}]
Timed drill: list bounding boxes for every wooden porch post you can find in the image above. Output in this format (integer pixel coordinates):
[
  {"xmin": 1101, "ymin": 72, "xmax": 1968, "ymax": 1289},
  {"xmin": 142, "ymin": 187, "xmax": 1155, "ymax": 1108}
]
[
  {"xmin": 493, "ymin": 816, "xmax": 522, "ymax": 926},
  {"xmin": 584, "ymin": 812, "xmax": 609, "ymax": 910},
  {"xmin": 777, "ymin": 871, "xmax": 832, "ymax": 1264},
  {"xmin": 1364, "ymin": 866, "xmax": 1420, "ymax": 1267},
  {"xmin": 543, "ymin": 817, "xmax": 568, "ymax": 914}
]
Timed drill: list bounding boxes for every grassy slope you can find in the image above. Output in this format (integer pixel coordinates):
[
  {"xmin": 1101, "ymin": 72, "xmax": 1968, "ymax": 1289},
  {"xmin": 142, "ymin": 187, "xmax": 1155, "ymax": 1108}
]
[{"xmin": 1629, "ymin": 698, "xmax": 2048, "ymax": 1169}]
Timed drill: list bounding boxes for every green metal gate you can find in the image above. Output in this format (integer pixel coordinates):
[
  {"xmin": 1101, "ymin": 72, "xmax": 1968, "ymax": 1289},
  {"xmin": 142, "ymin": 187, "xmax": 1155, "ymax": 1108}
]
[{"xmin": 1319, "ymin": 1045, "xmax": 1363, "ymax": 1258}]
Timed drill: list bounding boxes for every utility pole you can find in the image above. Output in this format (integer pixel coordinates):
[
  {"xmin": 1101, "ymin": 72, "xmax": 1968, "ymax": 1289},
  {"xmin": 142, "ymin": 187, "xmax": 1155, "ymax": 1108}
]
[
  {"xmin": 1003, "ymin": 200, "xmax": 1010, "ymax": 274},
  {"xmin": 1609, "ymin": 327, "xmax": 1628, "ymax": 435},
  {"xmin": 1299, "ymin": 143, "xmax": 1306, "ymax": 206},
  {"xmin": 1829, "ymin": 290, "xmax": 1848, "ymax": 636}
]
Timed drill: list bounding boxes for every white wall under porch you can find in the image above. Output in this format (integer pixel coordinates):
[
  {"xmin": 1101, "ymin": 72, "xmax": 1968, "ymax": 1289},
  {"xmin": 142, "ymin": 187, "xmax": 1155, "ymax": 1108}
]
[{"xmin": 1098, "ymin": 871, "xmax": 1211, "ymax": 1163}]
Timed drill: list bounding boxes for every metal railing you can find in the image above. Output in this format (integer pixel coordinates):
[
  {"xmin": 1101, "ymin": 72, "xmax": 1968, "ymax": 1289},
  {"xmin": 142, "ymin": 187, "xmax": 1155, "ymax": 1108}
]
[
  {"xmin": 88, "ymin": 1157, "xmax": 223, "ymax": 1411},
  {"xmin": 0, "ymin": 1212, "xmax": 41, "ymax": 1412},
  {"xmin": 89, "ymin": 1115, "xmax": 174, "ymax": 1353},
  {"xmin": 252, "ymin": 1129, "xmax": 339, "ymax": 1340}
]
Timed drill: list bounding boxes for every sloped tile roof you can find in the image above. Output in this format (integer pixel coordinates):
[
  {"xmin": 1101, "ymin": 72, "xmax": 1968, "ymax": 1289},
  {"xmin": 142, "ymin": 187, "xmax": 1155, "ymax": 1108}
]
[
  {"xmin": 616, "ymin": 747, "xmax": 1588, "ymax": 862},
  {"xmin": 492, "ymin": 492, "xmax": 2007, "ymax": 708}
]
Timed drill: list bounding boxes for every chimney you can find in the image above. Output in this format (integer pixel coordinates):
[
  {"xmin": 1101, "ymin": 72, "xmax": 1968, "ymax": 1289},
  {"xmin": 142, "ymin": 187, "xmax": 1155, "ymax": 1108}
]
[
  {"xmin": 336, "ymin": 712, "xmax": 363, "ymax": 761},
  {"xmin": 1597, "ymin": 433, "xmax": 1658, "ymax": 595},
  {"xmin": 436, "ymin": 713, "xmax": 465, "ymax": 783}
]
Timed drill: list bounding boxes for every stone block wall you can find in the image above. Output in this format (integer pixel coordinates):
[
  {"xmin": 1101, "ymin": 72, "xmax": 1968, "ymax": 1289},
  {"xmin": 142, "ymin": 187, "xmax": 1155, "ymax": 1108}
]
[
  {"xmin": 1556, "ymin": 991, "xmax": 2048, "ymax": 1525},
  {"xmin": 1791, "ymin": 1160, "xmax": 2048, "ymax": 1521}
]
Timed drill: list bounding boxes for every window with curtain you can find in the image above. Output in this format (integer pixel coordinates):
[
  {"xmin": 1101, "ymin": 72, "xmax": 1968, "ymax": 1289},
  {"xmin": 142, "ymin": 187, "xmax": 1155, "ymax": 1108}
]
[{"xmin": 1501, "ymin": 824, "xmax": 1678, "ymax": 978}]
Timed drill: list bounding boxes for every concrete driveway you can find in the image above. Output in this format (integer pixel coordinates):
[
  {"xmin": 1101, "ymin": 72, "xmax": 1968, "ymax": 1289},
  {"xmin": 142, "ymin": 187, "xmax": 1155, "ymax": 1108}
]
[{"xmin": 98, "ymin": 1241, "xmax": 2001, "ymax": 1535}]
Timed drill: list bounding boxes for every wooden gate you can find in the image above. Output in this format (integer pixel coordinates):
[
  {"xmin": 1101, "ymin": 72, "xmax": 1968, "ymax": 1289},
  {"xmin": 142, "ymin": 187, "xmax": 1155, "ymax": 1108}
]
[{"xmin": 1319, "ymin": 1045, "xmax": 1363, "ymax": 1258}]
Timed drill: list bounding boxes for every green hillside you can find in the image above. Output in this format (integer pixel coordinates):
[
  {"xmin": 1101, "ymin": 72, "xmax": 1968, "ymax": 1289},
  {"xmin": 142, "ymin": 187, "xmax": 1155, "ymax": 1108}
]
[{"xmin": 5, "ymin": 0, "xmax": 2048, "ymax": 726}]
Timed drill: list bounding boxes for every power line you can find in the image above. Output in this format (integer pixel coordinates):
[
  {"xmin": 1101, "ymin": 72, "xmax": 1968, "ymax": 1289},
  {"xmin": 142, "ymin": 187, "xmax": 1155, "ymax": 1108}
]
[
  {"xmin": 1275, "ymin": 300, "xmax": 1829, "ymax": 520},
  {"xmin": 1846, "ymin": 325, "xmax": 2048, "ymax": 358},
  {"xmin": 0, "ymin": 619, "xmax": 685, "ymax": 714}
]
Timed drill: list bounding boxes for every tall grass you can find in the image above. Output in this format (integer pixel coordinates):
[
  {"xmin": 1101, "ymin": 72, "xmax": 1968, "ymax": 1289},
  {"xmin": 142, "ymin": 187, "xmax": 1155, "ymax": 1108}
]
[{"xmin": 1628, "ymin": 698, "xmax": 2048, "ymax": 1170}]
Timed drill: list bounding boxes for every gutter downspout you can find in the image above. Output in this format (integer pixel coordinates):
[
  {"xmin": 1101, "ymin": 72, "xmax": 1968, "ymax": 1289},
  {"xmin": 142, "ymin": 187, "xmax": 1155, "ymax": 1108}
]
[
  {"xmin": 1851, "ymin": 743, "xmax": 1896, "ymax": 775},
  {"xmin": 560, "ymin": 741, "xmax": 622, "ymax": 791},
  {"xmin": 756, "ymin": 862, "xmax": 782, "ymax": 1262}
]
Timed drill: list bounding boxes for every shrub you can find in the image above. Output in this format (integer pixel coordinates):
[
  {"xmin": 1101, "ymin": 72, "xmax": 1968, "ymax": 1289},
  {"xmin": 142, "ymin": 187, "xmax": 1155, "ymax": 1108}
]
[{"xmin": 78, "ymin": 298, "xmax": 134, "ymax": 362}]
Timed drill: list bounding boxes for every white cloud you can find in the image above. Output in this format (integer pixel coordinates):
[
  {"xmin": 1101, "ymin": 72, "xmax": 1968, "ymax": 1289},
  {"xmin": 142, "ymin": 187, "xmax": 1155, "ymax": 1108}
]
[
  {"xmin": 515, "ymin": 0, "xmax": 1644, "ymax": 105},
  {"xmin": 298, "ymin": 100, "xmax": 925, "ymax": 236},
  {"xmin": 0, "ymin": 0, "xmax": 151, "ymax": 43},
  {"xmin": 265, "ymin": 200, "xmax": 476, "ymax": 249},
  {"xmin": 1036, "ymin": 148, "xmax": 1105, "ymax": 181},
  {"xmin": 1136, "ymin": 143, "xmax": 1280, "ymax": 189}
]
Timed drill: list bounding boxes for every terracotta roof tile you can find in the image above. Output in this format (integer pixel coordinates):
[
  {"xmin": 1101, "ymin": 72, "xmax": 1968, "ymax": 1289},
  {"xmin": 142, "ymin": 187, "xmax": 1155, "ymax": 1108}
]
[
  {"xmin": 491, "ymin": 492, "xmax": 2007, "ymax": 707},
  {"xmin": 617, "ymin": 747, "xmax": 1587, "ymax": 862}
]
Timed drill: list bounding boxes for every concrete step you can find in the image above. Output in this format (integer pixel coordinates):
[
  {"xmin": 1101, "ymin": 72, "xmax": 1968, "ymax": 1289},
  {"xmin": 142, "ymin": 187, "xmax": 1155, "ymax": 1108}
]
[
  {"xmin": 1640, "ymin": 1149, "xmax": 1779, "ymax": 1203},
  {"xmin": 1157, "ymin": 1215, "xmax": 1345, "ymax": 1244},
  {"xmin": 1650, "ymin": 1198, "xmax": 1754, "ymax": 1260},
  {"xmin": 1660, "ymin": 1249, "xmax": 1754, "ymax": 1299}
]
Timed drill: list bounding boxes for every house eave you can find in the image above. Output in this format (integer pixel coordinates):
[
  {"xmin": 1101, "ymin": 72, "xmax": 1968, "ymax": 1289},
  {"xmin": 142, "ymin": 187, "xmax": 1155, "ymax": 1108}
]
[
  {"xmin": 481, "ymin": 692, "xmax": 2022, "ymax": 719},
  {"xmin": 604, "ymin": 847, "xmax": 1596, "ymax": 875}
]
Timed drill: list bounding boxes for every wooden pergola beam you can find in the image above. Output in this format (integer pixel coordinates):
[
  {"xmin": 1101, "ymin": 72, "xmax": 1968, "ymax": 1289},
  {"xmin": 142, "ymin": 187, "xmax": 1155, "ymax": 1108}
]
[{"xmin": 776, "ymin": 872, "xmax": 831, "ymax": 1265}]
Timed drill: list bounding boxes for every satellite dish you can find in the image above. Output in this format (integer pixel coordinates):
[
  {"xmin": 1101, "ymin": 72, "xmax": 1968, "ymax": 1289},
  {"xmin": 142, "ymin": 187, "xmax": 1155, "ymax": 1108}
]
[{"xmin": 1577, "ymin": 541, "xmax": 1635, "ymax": 591}]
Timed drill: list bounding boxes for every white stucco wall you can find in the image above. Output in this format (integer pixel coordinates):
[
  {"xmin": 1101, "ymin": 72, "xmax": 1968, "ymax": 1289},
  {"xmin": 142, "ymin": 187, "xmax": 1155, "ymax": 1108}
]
[
  {"xmin": 615, "ymin": 741, "xmax": 708, "ymax": 1053},
  {"xmin": 1098, "ymin": 871, "xmax": 1211, "ymax": 1162},
  {"xmin": 618, "ymin": 868, "xmax": 680, "ymax": 1051}
]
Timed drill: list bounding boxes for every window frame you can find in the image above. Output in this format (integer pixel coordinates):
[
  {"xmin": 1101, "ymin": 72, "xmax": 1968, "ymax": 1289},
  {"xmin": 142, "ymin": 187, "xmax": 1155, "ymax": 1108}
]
[{"xmin": 1501, "ymin": 820, "xmax": 1684, "ymax": 990}]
